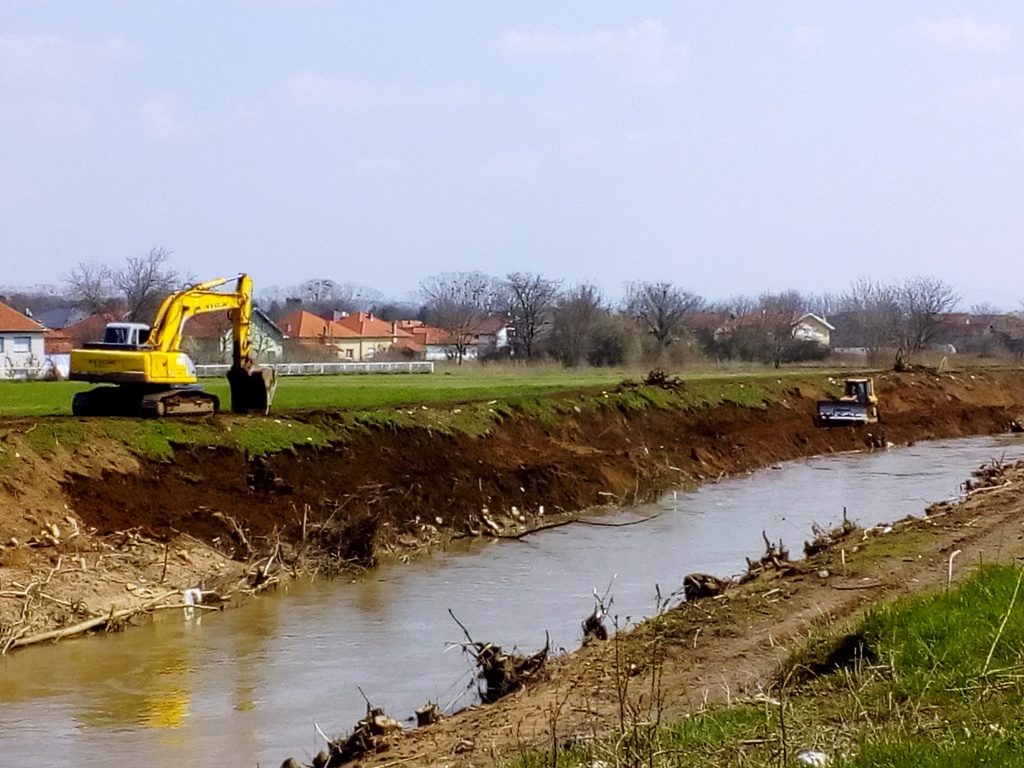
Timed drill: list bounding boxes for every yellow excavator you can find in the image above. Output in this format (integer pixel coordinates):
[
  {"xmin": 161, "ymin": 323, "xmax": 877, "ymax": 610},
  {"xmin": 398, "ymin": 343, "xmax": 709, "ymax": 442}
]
[{"xmin": 69, "ymin": 274, "xmax": 276, "ymax": 417}]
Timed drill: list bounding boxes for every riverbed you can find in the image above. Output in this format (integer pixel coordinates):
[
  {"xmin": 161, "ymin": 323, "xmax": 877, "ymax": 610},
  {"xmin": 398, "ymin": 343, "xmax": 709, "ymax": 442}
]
[{"xmin": 2, "ymin": 435, "xmax": 1021, "ymax": 767}]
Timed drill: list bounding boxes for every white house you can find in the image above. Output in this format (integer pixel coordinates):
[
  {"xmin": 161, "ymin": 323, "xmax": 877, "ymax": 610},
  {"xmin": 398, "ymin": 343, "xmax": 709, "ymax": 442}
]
[
  {"xmin": 791, "ymin": 313, "xmax": 835, "ymax": 347},
  {"xmin": 0, "ymin": 301, "xmax": 47, "ymax": 378}
]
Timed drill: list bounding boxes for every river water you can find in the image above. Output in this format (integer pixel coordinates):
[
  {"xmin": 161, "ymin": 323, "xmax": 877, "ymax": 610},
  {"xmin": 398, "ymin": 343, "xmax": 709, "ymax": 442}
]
[{"xmin": 2, "ymin": 436, "xmax": 1023, "ymax": 766}]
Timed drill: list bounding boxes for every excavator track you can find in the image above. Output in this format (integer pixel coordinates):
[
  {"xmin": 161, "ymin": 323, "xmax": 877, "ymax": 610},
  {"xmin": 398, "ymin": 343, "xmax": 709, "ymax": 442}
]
[
  {"xmin": 140, "ymin": 389, "xmax": 220, "ymax": 418},
  {"xmin": 72, "ymin": 385, "xmax": 219, "ymax": 418}
]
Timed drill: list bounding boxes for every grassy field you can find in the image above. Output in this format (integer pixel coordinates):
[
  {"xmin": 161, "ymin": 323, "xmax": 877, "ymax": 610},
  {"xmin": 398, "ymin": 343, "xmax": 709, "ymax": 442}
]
[
  {"xmin": 0, "ymin": 369, "xmax": 627, "ymax": 417},
  {"xmin": 0, "ymin": 365, "xmax": 818, "ymax": 459},
  {"xmin": 0, "ymin": 365, "xmax": 811, "ymax": 418},
  {"xmin": 508, "ymin": 563, "xmax": 1024, "ymax": 768}
]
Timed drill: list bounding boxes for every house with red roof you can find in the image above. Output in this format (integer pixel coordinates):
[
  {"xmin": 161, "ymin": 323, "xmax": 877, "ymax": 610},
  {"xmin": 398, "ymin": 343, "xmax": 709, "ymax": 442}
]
[
  {"xmin": 0, "ymin": 300, "xmax": 47, "ymax": 378},
  {"xmin": 277, "ymin": 309, "xmax": 363, "ymax": 360},
  {"xmin": 396, "ymin": 320, "xmax": 460, "ymax": 361},
  {"xmin": 181, "ymin": 308, "xmax": 284, "ymax": 364},
  {"xmin": 330, "ymin": 311, "xmax": 420, "ymax": 360}
]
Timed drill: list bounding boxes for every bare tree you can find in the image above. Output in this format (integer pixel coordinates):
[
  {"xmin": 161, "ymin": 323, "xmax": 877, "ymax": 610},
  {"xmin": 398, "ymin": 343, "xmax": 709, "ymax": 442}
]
[
  {"xmin": 548, "ymin": 284, "xmax": 605, "ymax": 367},
  {"xmin": 891, "ymin": 277, "xmax": 959, "ymax": 365},
  {"xmin": 291, "ymin": 279, "xmax": 383, "ymax": 317},
  {"xmin": 751, "ymin": 291, "xmax": 807, "ymax": 367},
  {"xmin": 420, "ymin": 271, "xmax": 498, "ymax": 364},
  {"xmin": 113, "ymin": 247, "xmax": 181, "ymax": 322},
  {"xmin": 710, "ymin": 294, "xmax": 757, "ymax": 317},
  {"xmin": 502, "ymin": 272, "xmax": 561, "ymax": 360},
  {"xmin": 624, "ymin": 281, "xmax": 705, "ymax": 348},
  {"xmin": 65, "ymin": 262, "xmax": 116, "ymax": 314},
  {"xmin": 838, "ymin": 277, "xmax": 899, "ymax": 357}
]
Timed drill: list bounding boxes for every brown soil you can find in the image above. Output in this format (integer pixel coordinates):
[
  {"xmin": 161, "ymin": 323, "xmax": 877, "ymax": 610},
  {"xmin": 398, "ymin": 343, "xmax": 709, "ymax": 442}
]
[{"xmin": 2, "ymin": 367, "xmax": 1024, "ymax": 763}]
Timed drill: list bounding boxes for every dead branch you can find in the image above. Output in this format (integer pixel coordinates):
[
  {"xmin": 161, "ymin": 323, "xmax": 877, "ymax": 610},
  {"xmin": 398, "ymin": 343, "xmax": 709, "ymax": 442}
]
[{"xmin": 8, "ymin": 590, "xmax": 179, "ymax": 652}]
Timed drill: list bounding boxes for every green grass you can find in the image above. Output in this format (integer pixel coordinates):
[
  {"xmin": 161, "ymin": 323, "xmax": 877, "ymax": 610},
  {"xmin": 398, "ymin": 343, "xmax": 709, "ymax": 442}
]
[
  {"xmin": 0, "ymin": 380, "xmax": 93, "ymax": 417},
  {"xmin": 0, "ymin": 369, "xmax": 634, "ymax": 418},
  {"xmin": 0, "ymin": 366, "xmax": 812, "ymax": 418},
  {"xmin": 506, "ymin": 564, "xmax": 1024, "ymax": 768},
  {"xmin": 0, "ymin": 366, "xmax": 841, "ymax": 460}
]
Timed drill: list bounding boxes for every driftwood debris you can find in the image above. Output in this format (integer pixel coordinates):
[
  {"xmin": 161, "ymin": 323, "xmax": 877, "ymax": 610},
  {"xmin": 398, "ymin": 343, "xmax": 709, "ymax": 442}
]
[
  {"xmin": 581, "ymin": 579, "xmax": 615, "ymax": 644},
  {"xmin": 448, "ymin": 609, "xmax": 550, "ymax": 703},
  {"xmin": 415, "ymin": 701, "xmax": 441, "ymax": 727},
  {"xmin": 9, "ymin": 590, "xmax": 187, "ymax": 652},
  {"xmin": 742, "ymin": 531, "xmax": 791, "ymax": 581},
  {"xmin": 582, "ymin": 609, "xmax": 608, "ymax": 642},
  {"xmin": 803, "ymin": 508, "xmax": 859, "ymax": 557},
  {"xmin": 683, "ymin": 573, "xmax": 731, "ymax": 602},
  {"xmin": 314, "ymin": 705, "xmax": 404, "ymax": 767}
]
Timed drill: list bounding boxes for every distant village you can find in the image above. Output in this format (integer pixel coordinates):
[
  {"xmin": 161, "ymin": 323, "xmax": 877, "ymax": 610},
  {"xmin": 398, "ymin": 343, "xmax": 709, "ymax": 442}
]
[{"xmin": 1, "ymin": 262, "xmax": 1022, "ymax": 380}]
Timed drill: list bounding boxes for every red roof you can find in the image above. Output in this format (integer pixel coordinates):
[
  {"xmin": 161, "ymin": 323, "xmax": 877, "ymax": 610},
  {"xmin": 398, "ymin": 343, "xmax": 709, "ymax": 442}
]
[
  {"xmin": 333, "ymin": 311, "xmax": 414, "ymax": 340},
  {"xmin": 0, "ymin": 301, "xmax": 45, "ymax": 332},
  {"xmin": 472, "ymin": 315, "xmax": 508, "ymax": 335},
  {"xmin": 183, "ymin": 311, "xmax": 232, "ymax": 340},
  {"xmin": 277, "ymin": 310, "xmax": 358, "ymax": 340},
  {"xmin": 63, "ymin": 313, "xmax": 124, "ymax": 347},
  {"xmin": 44, "ymin": 329, "xmax": 72, "ymax": 354},
  {"xmin": 402, "ymin": 322, "xmax": 451, "ymax": 346}
]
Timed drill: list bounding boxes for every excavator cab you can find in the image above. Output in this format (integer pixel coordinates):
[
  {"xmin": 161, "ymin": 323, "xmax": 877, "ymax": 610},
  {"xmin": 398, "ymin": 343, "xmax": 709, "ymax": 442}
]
[{"xmin": 101, "ymin": 323, "xmax": 151, "ymax": 347}]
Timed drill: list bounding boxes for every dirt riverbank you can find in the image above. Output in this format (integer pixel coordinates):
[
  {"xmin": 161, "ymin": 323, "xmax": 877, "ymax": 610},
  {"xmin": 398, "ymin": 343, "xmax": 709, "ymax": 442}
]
[
  {"xmin": 2, "ymin": 368, "xmax": 1023, "ymax": 646},
  {"xmin": 2, "ymin": 367, "xmax": 1024, "ymax": 762}
]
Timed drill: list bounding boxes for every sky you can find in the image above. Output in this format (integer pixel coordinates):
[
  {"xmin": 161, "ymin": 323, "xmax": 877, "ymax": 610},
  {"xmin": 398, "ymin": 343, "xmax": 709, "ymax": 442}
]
[{"xmin": 3, "ymin": 2, "xmax": 1024, "ymax": 310}]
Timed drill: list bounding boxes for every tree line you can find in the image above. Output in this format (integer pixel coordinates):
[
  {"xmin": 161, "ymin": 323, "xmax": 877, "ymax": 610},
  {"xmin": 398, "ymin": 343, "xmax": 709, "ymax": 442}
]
[{"xmin": 7, "ymin": 248, "xmax": 983, "ymax": 368}]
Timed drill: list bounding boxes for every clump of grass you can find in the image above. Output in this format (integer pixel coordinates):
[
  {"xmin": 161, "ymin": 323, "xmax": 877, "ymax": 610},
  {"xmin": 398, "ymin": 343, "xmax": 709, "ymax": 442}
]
[{"xmin": 24, "ymin": 421, "xmax": 86, "ymax": 455}]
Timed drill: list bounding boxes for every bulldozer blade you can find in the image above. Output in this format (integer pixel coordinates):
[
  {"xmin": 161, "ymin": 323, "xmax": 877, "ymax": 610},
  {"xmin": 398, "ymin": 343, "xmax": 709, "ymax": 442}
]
[{"xmin": 228, "ymin": 366, "xmax": 277, "ymax": 415}]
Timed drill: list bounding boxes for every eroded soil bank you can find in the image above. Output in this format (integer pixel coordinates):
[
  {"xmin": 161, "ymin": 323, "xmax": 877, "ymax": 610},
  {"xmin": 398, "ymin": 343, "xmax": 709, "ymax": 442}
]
[{"xmin": 1, "ymin": 367, "xmax": 1023, "ymax": 654}]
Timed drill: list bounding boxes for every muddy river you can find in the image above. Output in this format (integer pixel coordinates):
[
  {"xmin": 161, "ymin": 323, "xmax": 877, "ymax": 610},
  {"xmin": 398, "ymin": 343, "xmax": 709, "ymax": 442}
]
[{"xmin": 2, "ymin": 436, "xmax": 1022, "ymax": 766}]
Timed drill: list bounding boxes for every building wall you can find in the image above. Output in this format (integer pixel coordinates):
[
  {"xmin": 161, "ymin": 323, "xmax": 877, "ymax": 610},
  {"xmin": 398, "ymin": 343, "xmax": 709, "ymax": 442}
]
[
  {"xmin": 792, "ymin": 320, "xmax": 830, "ymax": 346},
  {"xmin": 0, "ymin": 332, "xmax": 46, "ymax": 378}
]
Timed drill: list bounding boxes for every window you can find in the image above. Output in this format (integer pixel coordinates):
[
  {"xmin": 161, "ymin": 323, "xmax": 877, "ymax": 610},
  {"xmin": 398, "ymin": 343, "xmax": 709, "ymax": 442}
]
[
  {"xmin": 13, "ymin": 336, "xmax": 30, "ymax": 354},
  {"xmin": 0, "ymin": 337, "xmax": 4, "ymax": 353},
  {"xmin": 344, "ymin": 349, "xmax": 354, "ymax": 359}
]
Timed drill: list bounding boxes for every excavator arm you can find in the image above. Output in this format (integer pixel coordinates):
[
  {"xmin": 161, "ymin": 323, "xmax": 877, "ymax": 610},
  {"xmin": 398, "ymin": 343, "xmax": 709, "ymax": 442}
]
[{"xmin": 147, "ymin": 275, "xmax": 250, "ymax": 357}]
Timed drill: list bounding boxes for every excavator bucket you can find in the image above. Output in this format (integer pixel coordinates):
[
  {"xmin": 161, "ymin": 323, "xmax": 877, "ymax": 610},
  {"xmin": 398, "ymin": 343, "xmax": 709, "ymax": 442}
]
[{"xmin": 227, "ymin": 365, "xmax": 277, "ymax": 415}]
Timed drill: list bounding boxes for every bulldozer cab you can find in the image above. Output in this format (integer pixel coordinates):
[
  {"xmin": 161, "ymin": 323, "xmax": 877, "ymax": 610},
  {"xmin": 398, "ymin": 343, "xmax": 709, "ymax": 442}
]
[{"xmin": 843, "ymin": 377, "xmax": 874, "ymax": 404}]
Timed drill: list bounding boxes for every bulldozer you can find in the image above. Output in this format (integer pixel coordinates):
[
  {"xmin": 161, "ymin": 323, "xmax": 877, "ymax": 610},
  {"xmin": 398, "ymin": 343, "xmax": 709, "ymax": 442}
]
[
  {"xmin": 69, "ymin": 274, "xmax": 276, "ymax": 417},
  {"xmin": 815, "ymin": 377, "xmax": 879, "ymax": 427}
]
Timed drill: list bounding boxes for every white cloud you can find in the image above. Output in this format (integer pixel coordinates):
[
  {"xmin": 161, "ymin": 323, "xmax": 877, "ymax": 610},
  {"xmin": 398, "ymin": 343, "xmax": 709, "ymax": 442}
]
[
  {"xmin": 501, "ymin": 20, "xmax": 687, "ymax": 84},
  {"xmin": 139, "ymin": 94, "xmax": 196, "ymax": 144},
  {"xmin": 0, "ymin": 34, "xmax": 130, "ymax": 88},
  {"xmin": 915, "ymin": 15, "xmax": 1011, "ymax": 53},
  {"xmin": 791, "ymin": 25, "xmax": 824, "ymax": 59},
  {"xmin": 286, "ymin": 71, "xmax": 404, "ymax": 112}
]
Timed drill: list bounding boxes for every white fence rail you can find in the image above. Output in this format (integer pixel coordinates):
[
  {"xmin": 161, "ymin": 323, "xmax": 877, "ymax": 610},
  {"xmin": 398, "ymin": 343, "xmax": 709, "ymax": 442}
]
[{"xmin": 194, "ymin": 361, "xmax": 434, "ymax": 377}]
